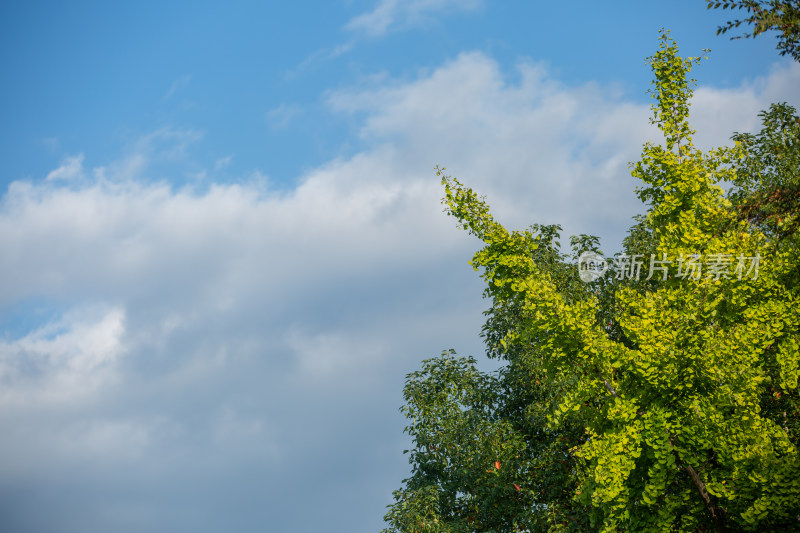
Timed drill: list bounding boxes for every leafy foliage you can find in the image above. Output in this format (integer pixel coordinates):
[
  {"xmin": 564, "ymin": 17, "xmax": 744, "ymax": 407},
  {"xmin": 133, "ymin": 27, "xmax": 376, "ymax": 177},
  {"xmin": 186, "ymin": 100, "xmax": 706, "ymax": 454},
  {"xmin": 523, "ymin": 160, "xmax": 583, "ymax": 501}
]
[
  {"xmin": 728, "ymin": 102, "xmax": 800, "ymax": 240},
  {"xmin": 383, "ymin": 32, "xmax": 800, "ymax": 532},
  {"xmin": 706, "ymin": 0, "xmax": 800, "ymax": 61}
]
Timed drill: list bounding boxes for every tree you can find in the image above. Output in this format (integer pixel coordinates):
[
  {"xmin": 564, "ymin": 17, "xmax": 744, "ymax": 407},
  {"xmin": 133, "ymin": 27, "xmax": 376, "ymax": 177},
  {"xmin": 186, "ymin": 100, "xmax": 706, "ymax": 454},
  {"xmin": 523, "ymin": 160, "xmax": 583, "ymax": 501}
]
[
  {"xmin": 383, "ymin": 32, "xmax": 800, "ymax": 532},
  {"xmin": 728, "ymin": 103, "xmax": 800, "ymax": 241},
  {"xmin": 707, "ymin": 1, "xmax": 800, "ymax": 242},
  {"xmin": 706, "ymin": 0, "xmax": 800, "ymax": 61}
]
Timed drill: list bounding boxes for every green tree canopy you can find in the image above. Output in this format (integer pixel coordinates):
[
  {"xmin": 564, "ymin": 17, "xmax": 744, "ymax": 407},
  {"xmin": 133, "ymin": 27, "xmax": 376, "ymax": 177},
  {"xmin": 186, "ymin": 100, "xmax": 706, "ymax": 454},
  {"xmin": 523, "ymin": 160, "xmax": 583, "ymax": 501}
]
[{"xmin": 382, "ymin": 32, "xmax": 800, "ymax": 532}]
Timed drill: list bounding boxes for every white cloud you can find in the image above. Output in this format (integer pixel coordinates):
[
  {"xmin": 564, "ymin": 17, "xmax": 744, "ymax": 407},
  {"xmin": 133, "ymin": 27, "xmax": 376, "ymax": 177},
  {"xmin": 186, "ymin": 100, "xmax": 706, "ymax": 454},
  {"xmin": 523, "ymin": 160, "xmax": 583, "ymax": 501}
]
[
  {"xmin": 213, "ymin": 155, "xmax": 233, "ymax": 171},
  {"xmin": 346, "ymin": 0, "xmax": 482, "ymax": 37},
  {"xmin": 328, "ymin": 53, "xmax": 799, "ymax": 250},
  {"xmin": 285, "ymin": 41, "xmax": 359, "ymax": 81},
  {"xmin": 267, "ymin": 103, "xmax": 303, "ymax": 129},
  {"xmin": 691, "ymin": 61, "xmax": 800, "ymax": 150},
  {"xmin": 0, "ymin": 306, "xmax": 125, "ymax": 407},
  {"xmin": 292, "ymin": 0, "xmax": 479, "ymax": 77},
  {"xmin": 46, "ymin": 153, "xmax": 85, "ymax": 181},
  {"xmin": 163, "ymin": 74, "xmax": 192, "ymax": 101},
  {"xmin": 89, "ymin": 127, "xmax": 204, "ymax": 183},
  {"xmin": 328, "ymin": 52, "xmax": 655, "ymax": 247}
]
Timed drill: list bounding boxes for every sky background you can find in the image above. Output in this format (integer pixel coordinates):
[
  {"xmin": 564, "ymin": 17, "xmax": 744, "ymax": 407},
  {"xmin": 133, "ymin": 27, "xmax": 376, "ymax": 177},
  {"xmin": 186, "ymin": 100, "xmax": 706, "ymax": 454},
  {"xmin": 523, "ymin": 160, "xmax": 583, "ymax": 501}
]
[{"xmin": 1, "ymin": 1, "xmax": 798, "ymax": 531}]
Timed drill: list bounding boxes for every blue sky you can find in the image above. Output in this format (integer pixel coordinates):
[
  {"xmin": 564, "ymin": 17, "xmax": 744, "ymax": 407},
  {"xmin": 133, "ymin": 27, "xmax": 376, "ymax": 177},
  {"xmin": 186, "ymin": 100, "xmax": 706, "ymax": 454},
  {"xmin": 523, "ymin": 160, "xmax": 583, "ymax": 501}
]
[{"xmin": 0, "ymin": 1, "xmax": 798, "ymax": 532}]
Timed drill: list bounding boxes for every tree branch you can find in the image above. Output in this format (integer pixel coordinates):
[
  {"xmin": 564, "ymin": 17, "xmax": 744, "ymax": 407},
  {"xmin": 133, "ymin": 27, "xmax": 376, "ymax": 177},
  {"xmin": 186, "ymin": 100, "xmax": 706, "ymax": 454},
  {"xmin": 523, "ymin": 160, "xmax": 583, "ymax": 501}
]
[{"xmin": 669, "ymin": 437, "xmax": 728, "ymax": 532}]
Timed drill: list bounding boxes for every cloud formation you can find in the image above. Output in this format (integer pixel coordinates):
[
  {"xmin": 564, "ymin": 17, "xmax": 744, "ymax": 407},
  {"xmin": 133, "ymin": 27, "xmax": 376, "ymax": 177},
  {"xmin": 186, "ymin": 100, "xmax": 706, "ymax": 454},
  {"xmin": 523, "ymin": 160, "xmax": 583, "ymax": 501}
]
[
  {"xmin": 0, "ymin": 306, "xmax": 125, "ymax": 408},
  {"xmin": 1, "ymin": 49, "xmax": 797, "ymax": 532},
  {"xmin": 346, "ymin": 0, "xmax": 482, "ymax": 37},
  {"xmin": 46, "ymin": 154, "xmax": 85, "ymax": 182}
]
